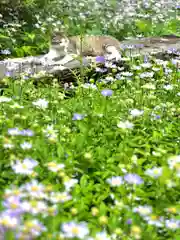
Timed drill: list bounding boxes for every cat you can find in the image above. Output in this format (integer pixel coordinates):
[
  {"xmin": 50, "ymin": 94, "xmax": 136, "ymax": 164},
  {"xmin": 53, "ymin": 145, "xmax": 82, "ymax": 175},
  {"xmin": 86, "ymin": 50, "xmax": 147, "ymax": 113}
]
[{"xmin": 43, "ymin": 33, "xmax": 121, "ymax": 66}]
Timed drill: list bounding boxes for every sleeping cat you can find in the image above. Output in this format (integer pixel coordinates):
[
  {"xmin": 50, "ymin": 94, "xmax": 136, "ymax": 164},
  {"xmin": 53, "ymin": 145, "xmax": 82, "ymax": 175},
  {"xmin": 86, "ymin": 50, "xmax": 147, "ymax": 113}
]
[{"xmin": 43, "ymin": 33, "xmax": 121, "ymax": 65}]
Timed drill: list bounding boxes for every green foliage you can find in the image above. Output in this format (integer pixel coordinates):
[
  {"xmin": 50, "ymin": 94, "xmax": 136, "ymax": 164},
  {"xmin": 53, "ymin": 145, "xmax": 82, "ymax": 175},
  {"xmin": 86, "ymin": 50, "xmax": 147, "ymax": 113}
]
[
  {"xmin": 0, "ymin": 1, "xmax": 180, "ymax": 239},
  {"xmin": 0, "ymin": 0, "xmax": 179, "ymax": 59},
  {"xmin": 0, "ymin": 52, "xmax": 180, "ymax": 238},
  {"xmin": 135, "ymin": 19, "xmax": 152, "ymax": 35}
]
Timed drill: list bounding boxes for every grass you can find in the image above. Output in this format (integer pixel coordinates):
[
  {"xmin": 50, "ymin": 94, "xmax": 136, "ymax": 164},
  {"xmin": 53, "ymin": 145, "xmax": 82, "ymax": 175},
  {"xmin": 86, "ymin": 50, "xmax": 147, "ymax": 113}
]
[{"xmin": 0, "ymin": 1, "xmax": 180, "ymax": 239}]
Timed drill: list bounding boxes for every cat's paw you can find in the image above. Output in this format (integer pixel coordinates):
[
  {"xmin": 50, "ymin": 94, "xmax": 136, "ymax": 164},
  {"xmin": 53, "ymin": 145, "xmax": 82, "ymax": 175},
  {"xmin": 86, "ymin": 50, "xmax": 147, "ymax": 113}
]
[{"xmin": 105, "ymin": 53, "xmax": 121, "ymax": 62}]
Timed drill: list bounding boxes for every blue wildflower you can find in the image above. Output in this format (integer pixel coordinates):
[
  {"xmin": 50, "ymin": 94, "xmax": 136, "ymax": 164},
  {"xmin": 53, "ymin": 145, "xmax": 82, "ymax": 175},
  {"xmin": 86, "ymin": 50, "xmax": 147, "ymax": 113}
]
[
  {"xmin": 127, "ymin": 219, "xmax": 132, "ymax": 224},
  {"xmin": 101, "ymin": 89, "xmax": 113, "ymax": 97},
  {"xmin": 5, "ymin": 71, "xmax": 12, "ymax": 77},
  {"xmin": 72, "ymin": 113, "xmax": 85, "ymax": 120},
  {"xmin": 124, "ymin": 173, "xmax": 144, "ymax": 185},
  {"xmin": 144, "ymin": 55, "xmax": 148, "ymax": 63},
  {"xmin": 20, "ymin": 129, "xmax": 34, "ymax": 136},
  {"xmin": 96, "ymin": 56, "xmax": 105, "ymax": 63}
]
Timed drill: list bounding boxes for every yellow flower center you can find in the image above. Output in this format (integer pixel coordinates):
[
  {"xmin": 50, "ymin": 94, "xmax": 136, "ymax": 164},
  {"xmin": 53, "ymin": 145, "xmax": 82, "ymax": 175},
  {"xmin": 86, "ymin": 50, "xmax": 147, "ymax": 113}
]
[
  {"xmin": 22, "ymin": 164, "xmax": 28, "ymax": 170},
  {"xmin": 71, "ymin": 227, "xmax": 79, "ymax": 235},
  {"xmin": 153, "ymin": 169, "xmax": 159, "ymax": 174},
  {"xmin": 10, "ymin": 203, "xmax": 18, "ymax": 209},
  {"xmin": 30, "ymin": 200, "xmax": 37, "ymax": 207},
  {"xmin": 14, "ymin": 190, "xmax": 20, "ymax": 196},
  {"xmin": 47, "ymin": 162, "xmax": 57, "ymax": 167},
  {"xmin": 25, "ymin": 221, "xmax": 35, "ymax": 229},
  {"xmin": 1, "ymin": 219, "xmax": 9, "ymax": 226},
  {"xmin": 31, "ymin": 186, "xmax": 38, "ymax": 191},
  {"xmin": 57, "ymin": 194, "xmax": 66, "ymax": 201},
  {"xmin": 169, "ymin": 223, "xmax": 178, "ymax": 229},
  {"xmin": 150, "ymin": 215, "xmax": 158, "ymax": 220},
  {"xmin": 174, "ymin": 163, "xmax": 180, "ymax": 170},
  {"xmin": 131, "ymin": 226, "xmax": 141, "ymax": 234},
  {"xmin": 168, "ymin": 207, "xmax": 177, "ymax": 213}
]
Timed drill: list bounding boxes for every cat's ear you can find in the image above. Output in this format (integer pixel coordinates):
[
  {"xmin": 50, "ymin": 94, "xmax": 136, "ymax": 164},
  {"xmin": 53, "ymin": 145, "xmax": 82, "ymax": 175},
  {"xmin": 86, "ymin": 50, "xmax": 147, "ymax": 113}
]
[
  {"xmin": 52, "ymin": 30, "xmax": 65, "ymax": 39},
  {"xmin": 52, "ymin": 32, "xmax": 57, "ymax": 39},
  {"xmin": 52, "ymin": 36, "xmax": 61, "ymax": 44},
  {"xmin": 51, "ymin": 31, "xmax": 64, "ymax": 44}
]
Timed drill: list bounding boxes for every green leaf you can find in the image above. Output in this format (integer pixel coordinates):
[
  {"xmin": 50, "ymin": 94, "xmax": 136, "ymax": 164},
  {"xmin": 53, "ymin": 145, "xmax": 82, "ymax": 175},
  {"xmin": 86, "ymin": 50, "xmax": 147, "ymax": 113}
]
[
  {"xmin": 14, "ymin": 47, "xmax": 25, "ymax": 57},
  {"xmin": 80, "ymin": 175, "xmax": 89, "ymax": 188},
  {"xmin": 5, "ymin": 230, "xmax": 15, "ymax": 240},
  {"xmin": 159, "ymin": 166, "xmax": 171, "ymax": 184},
  {"xmin": 99, "ymin": 202, "xmax": 107, "ymax": 215},
  {"xmin": 97, "ymin": 193, "xmax": 109, "ymax": 203},
  {"xmin": 0, "ymin": 34, "xmax": 10, "ymax": 39},
  {"xmin": 21, "ymin": 46, "xmax": 33, "ymax": 55},
  {"xmin": 175, "ymin": 235, "xmax": 180, "ymax": 240},
  {"xmin": 175, "ymin": 215, "xmax": 180, "ymax": 220},
  {"xmin": 57, "ymin": 144, "xmax": 64, "ymax": 158},
  {"xmin": 135, "ymin": 20, "xmax": 152, "ymax": 33}
]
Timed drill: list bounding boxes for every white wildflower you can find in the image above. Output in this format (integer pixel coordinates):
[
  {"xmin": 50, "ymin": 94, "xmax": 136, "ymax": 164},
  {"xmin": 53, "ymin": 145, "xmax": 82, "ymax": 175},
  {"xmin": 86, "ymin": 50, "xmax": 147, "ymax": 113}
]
[
  {"xmin": 106, "ymin": 176, "xmax": 124, "ymax": 187},
  {"xmin": 130, "ymin": 109, "xmax": 144, "ymax": 117},
  {"xmin": 32, "ymin": 98, "xmax": 48, "ymax": 109},
  {"xmin": 145, "ymin": 167, "xmax": 163, "ymax": 178},
  {"xmin": 117, "ymin": 120, "xmax": 134, "ymax": 129},
  {"xmin": 11, "ymin": 158, "xmax": 38, "ymax": 175},
  {"xmin": 61, "ymin": 221, "xmax": 89, "ymax": 239}
]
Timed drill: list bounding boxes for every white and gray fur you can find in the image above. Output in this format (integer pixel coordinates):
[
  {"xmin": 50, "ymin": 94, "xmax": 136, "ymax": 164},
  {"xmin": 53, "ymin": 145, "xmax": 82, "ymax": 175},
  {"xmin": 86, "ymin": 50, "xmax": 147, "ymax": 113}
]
[{"xmin": 43, "ymin": 33, "xmax": 121, "ymax": 65}]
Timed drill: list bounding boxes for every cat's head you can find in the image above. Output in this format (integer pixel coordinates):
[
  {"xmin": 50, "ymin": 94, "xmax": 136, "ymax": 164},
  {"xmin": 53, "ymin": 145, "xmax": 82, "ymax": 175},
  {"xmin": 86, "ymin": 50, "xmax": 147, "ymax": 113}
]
[{"xmin": 51, "ymin": 32, "xmax": 69, "ymax": 48}]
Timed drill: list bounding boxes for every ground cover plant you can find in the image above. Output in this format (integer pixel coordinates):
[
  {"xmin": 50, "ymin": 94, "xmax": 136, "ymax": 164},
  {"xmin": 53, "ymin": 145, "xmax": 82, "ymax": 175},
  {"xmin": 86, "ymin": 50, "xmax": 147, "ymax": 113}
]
[{"xmin": 0, "ymin": 0, "xmax": 180, "ymax": 239}]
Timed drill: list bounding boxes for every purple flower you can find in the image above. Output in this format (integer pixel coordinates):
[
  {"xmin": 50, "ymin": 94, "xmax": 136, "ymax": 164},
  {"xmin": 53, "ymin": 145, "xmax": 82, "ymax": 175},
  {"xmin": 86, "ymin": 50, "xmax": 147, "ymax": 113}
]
[
  {"xmin": 135, "ymin": 44, "xmax": 144, "ymax": 48},
  {"xmin": 61, "ymin": 221, "xmax": 89, "ymax": 239},
  {"xmin": 3, "ymin": 207, "xmax": 23, "ymax": 218},
  {"xmin": 144, "ymin": 55, "xmax": 148, "ymax": 63},
  {"xmin": 151, "ymin": 113, "xmax": 161, "ymax": 120},
  {"xmin": 0, "ymin": 211, "xmax": 19, "ymax": 229},
  {"xmin": 23, "ymin": 75, "xmax": 30, "ymax": 80},
  {"xmin": 167, "ymin": 48, "xmax": 177, "ymax": 54},
  {"xmin": 126, "ymin": 219, "xmax": 132, "ymax": 224},
  {"xmin": 19, "ymin": 129, "xmax": 34, "ymax": 136},
  {"xmin": 5, "ymin": 71, "xmax": 12, "ymax": 77},
  {"xmin": 8, "ymin": 128, "xmax": 21, "ymax": 136},
  {"xmin": 96, "ymin": 56, "xmax": 105, "ymax": 63},
  {"xmin": 165, "ymin": 219, "xmax": 180, "ymax": 230},
  {"xmin": 124, "ymin": 173, "xmax": 144, "ymax": 185},
  {"xmin": 101, "ymin": 89, "xmax": 113, "ymax": 97},
  {"xmin": 8, "ymin": 128, "xmax": 34, "ymax": 136},
  {"xmin": 3, "ymin": 196, "xmax": 24, "ymax": 217},
  {"xmin": 155, "ymin": 115, "xmax": 161, "ymax": 119},
  {"xmin": 15, "ymin": 219, "xmax": 46, "ymax": 238},
  {"xmin": 72, "ymin": 113, "xmax": 85, "ymax": 120},
  {"xmin": 171, "ymin": 59, "xmax": 179, "ymax": 66},
  {"xmin": 0, "ymin": 226, "xmax": 5, "ymax": 236}
]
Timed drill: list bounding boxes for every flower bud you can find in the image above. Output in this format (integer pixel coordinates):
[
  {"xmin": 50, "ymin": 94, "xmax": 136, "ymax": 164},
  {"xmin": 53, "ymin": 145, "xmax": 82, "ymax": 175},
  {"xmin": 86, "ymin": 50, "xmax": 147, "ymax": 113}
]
[
  {"xmin": 91, "ymin": 207, "xmax": 99, "ymax": 216},
  {"xmin": 71, "ymin": 208, "xmax": 78, "ymax": 215},
  {"xmin": 99, "ymin": 215, "xmax": 108, "ymax": 225}
]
